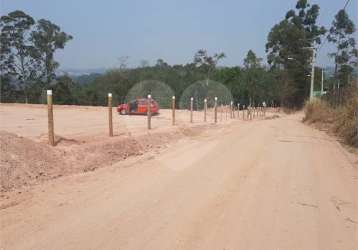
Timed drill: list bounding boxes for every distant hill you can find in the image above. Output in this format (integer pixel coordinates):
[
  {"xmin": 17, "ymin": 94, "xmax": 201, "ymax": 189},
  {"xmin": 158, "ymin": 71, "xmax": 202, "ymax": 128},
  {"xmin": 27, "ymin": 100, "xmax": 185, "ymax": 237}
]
[
  {"xmin": 56, "ymin": 68, "xmax": 107, "ymax": 85},
  {"xmin": 72, "ymin": 73, "xmax": 102, "ymax": 85},
  {"xmin": 57, "ymin": 68, "xmax": 107, "ymax": 77}
]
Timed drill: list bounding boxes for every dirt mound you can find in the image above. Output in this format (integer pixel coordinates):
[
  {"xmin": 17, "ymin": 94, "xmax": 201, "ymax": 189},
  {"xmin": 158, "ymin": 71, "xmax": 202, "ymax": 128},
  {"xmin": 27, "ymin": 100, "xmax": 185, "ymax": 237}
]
[
  {"xmin": 0, "ymin": 131, "xmax": 66, "ymax": 191},
  {"xmin": 0, "ymin": 129, "xmax": 184, "ymax": 192}
]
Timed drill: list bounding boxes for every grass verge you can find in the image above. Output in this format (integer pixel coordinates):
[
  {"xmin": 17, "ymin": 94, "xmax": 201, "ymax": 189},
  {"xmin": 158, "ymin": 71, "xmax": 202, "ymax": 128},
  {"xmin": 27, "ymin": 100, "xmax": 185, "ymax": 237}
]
[{"xmin": 304, "ymin": 86, "xmax": 358, "ymax": 148}]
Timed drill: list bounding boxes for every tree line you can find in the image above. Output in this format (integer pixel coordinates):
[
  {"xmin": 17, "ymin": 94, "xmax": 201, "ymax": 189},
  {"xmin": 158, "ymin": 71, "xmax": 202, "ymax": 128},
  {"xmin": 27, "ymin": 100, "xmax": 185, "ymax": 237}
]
[{"xmin": 1, "ymin": 0, "xmax": 357, "ymax": 108}]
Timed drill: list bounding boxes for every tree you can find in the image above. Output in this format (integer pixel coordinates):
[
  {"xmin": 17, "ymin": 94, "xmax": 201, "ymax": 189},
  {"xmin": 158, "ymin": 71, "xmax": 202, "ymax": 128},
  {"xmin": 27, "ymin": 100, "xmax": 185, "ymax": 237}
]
[
  {"xmin": 52, "ymin": 75, "xmax": 75, "ymax": 104},
  {"xmin": 139, "ymin": 59, "xmax": 150, "ymax": 68},
  {"xmin": 244, "ymin": 50, "xmax": 262, "ymax": 69},
  {"xmin": 117, "ymin": 55, "xmax": 129, "ymax": 71},
  {"xmin": 0, "ymin": 10, "xmax": 41, "ymax": 102},
  {"xmin": 266, "ymin": 0, "xmax": 326, "ymax": 106},
  {"xmin": 31, "ymin": 19, "xmax": 72, "ymax": 85},
  {"xmin": 327, "ymin": 9, "xmax": 358, "ymax": 88},
  {"xmin": 155, "ymin": 58, "xmax": 169, "ymax": 68},
  {"xmin": 242, "ymin": 50, "xmax": 264, "ymax": 105},
  {"xmin": 193, "ymin": 49, "xmax": 225, "ymax": 84},
  {"xmin": 0, "ymin": 75, "xmax": 17, "ymax": 102}
]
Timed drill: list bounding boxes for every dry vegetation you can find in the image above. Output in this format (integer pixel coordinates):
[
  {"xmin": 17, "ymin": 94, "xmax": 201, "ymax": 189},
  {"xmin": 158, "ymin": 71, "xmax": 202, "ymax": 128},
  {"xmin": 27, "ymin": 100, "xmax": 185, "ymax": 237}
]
[{"xmin": 304, "ymin": 86, "xmax": 358, "ymax": 148}]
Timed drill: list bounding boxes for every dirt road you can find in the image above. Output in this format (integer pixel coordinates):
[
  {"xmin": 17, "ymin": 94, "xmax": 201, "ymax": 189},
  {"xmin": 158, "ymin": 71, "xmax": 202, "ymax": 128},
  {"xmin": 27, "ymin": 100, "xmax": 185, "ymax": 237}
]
[{"xmin": 1, "ymin": 113, "xmax": 357, "ymax": 250}]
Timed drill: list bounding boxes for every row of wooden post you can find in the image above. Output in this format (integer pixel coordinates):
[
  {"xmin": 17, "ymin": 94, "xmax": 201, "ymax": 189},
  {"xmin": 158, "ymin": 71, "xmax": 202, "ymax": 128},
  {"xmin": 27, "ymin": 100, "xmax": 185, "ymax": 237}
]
[
  {"xmin": 47, "ymin": 90, "xmax": 266, "ymax": 146},
  {"xmin": 169, "ymin": 96, "xmax": 269, "ymax": 125},
  {"xmin": 186, "ymin": 97, "xmax": 218, "ymax": 125}
]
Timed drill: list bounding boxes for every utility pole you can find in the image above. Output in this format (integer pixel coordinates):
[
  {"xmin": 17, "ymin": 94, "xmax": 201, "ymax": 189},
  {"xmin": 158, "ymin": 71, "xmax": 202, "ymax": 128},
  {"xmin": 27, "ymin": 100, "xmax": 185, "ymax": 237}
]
[
  {"xmin": 310, "ymin": 49, "xmax": 316, "ymax": 101},
  {"xmin": 291, "ymin": 47, "xmax": 316, "ymax": 100},
  {"xmin": 321, "ymin": 68, "xmax": 324, "ymax": 95}
]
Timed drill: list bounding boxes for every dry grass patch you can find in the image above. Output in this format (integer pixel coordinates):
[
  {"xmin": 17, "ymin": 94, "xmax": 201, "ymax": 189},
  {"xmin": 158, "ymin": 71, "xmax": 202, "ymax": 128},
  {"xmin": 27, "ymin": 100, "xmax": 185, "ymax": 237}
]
[
  {"xmin": 303, "ymin": 99, "xmax": 335, "ymax": 124},
  {"xmin": 334, "ymin": 95, "xmax": 358, "ymax": 147},
  {"xmin": 304, "ymin": 87, "xmax": 358, "ymax": 148}
]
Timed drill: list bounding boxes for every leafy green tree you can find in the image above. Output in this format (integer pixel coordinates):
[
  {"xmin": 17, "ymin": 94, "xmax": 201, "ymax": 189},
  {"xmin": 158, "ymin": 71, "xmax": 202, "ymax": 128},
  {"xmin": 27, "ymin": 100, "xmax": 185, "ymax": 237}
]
[
  {"xmin": 117, "ymin": 55, "xmax": 129, "ymax": 71},
  {"xmin": 155, "ymin": 58, "xmax": 169, "ymax": 69},
  {"xmin": 31, "ymin": 19, "xmax": 72, "ymax": 85},
  {"xmin": 244, "ymin": 50, "xmax": 262, "ymax": 69},
  {"xmin": 139, "ymin": 59, "xmax": 150, "ymax": 68},
  {"xmin": 242, "ymin": 50, "xmax": 264, "ymax": 105},
  {"xmin": 52, "ymin": 75, "xmax": 75, "ymax": 104},
  {"xmin": 193, "ymin": 49, "xmax": 225, "ymax": 84},
  {"xmin": 327, "ymin": 9, "xmax": 358, "ymax": 88},
  {"xmin": 0, "ymin": 75, "xmax": 16, "ymax": 102},
  {"xmin": 266, "ymin": 0, "xmax": 326, "ymax": 106},
  {"xmin": 0, "ymin": 10, "xmax": 41, "ymax": 102}
]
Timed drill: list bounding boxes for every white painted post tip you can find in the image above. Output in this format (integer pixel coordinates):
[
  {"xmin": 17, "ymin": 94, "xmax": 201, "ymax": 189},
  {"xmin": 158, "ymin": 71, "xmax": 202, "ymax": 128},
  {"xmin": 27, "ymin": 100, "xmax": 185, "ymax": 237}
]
[
  {"xmin": 172, "ymin": 96, "xmax": 175, "ymax": 99},
  {"xmin": 215, "ymin": 97, "xmax": 218, "ymax": 101},
  {"xmin": 147, "ymin": 94, "xmax": 151, "ymax": 99},
  {"xmin": 108, "ymin": 93, "xmax": 112, "ymax": 97},
  {"xmin": 47, "ymin": 90, "xmax": 52, "ymax": 95},
  {"xmin": 204, "ymin": 98, "xmax": 207, "ymax": 102},
  {"xmin": 190, "ymin": 97, "xmax": 193, "ymax": 101}
]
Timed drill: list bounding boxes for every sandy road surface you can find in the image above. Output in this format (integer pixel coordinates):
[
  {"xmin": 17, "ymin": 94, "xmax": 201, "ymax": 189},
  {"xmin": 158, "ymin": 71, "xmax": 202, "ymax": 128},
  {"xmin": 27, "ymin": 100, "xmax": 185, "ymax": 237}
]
[{"xmin": 1, "ymin": 113, "xmax": 357, "ymax": 250}]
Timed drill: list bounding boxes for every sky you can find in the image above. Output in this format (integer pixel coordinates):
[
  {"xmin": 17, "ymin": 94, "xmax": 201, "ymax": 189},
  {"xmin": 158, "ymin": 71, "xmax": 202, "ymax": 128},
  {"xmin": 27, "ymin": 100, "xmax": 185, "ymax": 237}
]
[{"xmin": 1, "ymin": 0, "xmax": 357, "ymax": 70}]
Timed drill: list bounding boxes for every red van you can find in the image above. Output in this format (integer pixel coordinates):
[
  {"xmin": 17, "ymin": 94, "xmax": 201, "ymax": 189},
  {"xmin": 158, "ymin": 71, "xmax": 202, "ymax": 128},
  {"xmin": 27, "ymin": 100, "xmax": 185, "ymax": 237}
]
[{"xmin": 117, "ymin": 98, "xmax": 159, "ymax": 115}]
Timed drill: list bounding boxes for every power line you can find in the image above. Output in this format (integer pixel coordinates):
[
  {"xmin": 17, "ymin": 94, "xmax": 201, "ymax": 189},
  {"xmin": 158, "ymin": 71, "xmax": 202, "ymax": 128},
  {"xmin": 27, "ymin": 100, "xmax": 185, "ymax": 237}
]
[
  {"xmin": 343, "ymin": 0, "xmax": 351, "ymax": 10},
  {"xmin": 317, "ymin": 0, "xmax": 352, "ymax": 53}
]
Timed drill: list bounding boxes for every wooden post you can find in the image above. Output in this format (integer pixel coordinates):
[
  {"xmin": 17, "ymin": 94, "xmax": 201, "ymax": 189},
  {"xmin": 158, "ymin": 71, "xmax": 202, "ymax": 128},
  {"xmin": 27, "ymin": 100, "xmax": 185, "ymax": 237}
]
[
  {"xmin": 172, "ymin": 96, "xmax": 175, "ymax": 126},
  {"xmin": 230, "ymin": 101, "xmax": 233, "ymax": 119},
  {"xmin": 47, "ymin": 90, "xmax": 55, "ymax": 146},
  {"xmin": 147, "ymin": 94, "xmax": 152, "ymax": 129},
  {"xmin": 259, "ymin": 107, "xmax": 262, "ymax": 117},
  {"xmin": 225, "ymin": 105, "xmax": 228, "ymax": 120},
  {"xmin": 237, "ymin": 103, "xmax": 240, "ymax": 119},
  {"xmin": 214, "ymin": 97, "xmax": 218, "ymax": 123},
  {"xmin": 204, "ymin": 98, "xmax": 207, "ymax": 122},
  {"xmin": 243, "ymin": 105, "xmax": 246, "ymax": 120},
  {"xmin": 108, "ymin": 93, "xmax": 113, "ymax": 137},
  {"xmin": 190, "ymin": 97, "xmax": 193, "ymax": 123},
  {"xmin": 263, "ymin": 103, "xmax": 266, "ymax": 117}
]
